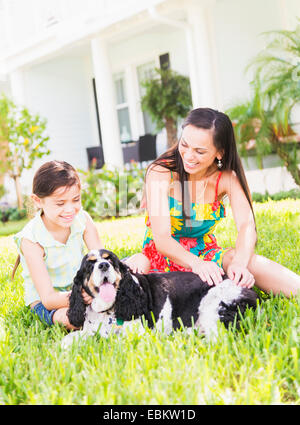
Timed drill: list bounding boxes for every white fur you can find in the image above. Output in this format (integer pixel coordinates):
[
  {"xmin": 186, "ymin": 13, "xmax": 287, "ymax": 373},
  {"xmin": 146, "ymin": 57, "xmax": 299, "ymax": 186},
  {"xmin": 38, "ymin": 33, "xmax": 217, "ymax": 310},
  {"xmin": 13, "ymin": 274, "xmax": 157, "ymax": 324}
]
[
  {"xmin": 92, "ymin": 261, "xmax": 117, "ymax": 288},
  {"xmin": 131, "ymin": 274, "xmax": 140, "ymax": 285},
  {"xmin": 196, "ymin": 279, "xmax": 242, "ymax": 339},
  {"xmin": 61, "ymin": 305, "xmax": 144, "ymax": 349},
  {"xmin": 155, "ymin": 296, "xmax": 173, "ymax": 334}
]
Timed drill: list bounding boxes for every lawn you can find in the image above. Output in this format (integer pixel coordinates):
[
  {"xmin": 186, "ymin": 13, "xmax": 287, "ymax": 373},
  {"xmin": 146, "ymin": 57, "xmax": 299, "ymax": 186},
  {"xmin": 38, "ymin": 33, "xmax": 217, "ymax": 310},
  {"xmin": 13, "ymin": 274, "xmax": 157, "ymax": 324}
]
[{"xmin": 0, "ymin": 200, "xmax": 299, "ymax": 405}]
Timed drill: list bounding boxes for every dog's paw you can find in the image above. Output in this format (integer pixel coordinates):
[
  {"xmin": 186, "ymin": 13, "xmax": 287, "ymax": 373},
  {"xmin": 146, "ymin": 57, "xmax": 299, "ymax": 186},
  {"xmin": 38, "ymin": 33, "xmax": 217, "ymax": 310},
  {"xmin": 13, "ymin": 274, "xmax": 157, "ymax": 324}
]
[{"xmin": 61, "ymin": 332, "xmax": 76, "ymax": 349}]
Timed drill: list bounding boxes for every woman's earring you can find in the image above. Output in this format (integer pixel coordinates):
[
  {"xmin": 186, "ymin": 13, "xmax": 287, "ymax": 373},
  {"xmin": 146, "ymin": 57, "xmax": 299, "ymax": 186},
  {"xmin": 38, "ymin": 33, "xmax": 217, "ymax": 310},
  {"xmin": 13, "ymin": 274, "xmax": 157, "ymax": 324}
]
[{"xmin": 217, "ymin": 158, "xmax": 223, "ymax": 169}]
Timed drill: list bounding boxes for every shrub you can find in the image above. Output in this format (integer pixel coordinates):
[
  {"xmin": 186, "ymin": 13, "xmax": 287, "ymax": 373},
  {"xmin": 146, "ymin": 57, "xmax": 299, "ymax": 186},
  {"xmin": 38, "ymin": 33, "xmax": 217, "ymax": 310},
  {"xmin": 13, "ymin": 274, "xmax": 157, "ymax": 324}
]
[
  {"xmin": 0, "ymin": 206, "xmax": 27, "ymax": 223},
  {"xmin": 79, "ymin": 162, "xmax": 145, "ymax": 219},
  {"xmin": 252, "ymin": 189, "xmax": 300, "ymax": 203}
]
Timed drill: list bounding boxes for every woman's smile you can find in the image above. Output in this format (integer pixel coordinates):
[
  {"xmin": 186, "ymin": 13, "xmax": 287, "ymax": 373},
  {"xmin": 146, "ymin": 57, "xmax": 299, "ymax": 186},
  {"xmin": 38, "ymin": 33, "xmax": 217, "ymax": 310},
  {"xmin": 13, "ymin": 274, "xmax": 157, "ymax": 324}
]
[{"xmin": 183, "ymin": 160, "xmax": 200, "ymax": 170}]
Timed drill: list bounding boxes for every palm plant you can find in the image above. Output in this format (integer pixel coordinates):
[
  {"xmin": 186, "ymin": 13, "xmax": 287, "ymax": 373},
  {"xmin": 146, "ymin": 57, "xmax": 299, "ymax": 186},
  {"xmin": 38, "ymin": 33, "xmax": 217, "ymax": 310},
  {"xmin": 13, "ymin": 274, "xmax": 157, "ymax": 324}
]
[
  {"xmin": 141, "ymin": 67, "xmax": 192, "ymax": 148},
  {"xmin": 227, "ymin": 23, "xmax": 300, "ymax": 186},
  {"xmin": 250, "ymin": 24, "xmax": 300, "ymax": 126}
]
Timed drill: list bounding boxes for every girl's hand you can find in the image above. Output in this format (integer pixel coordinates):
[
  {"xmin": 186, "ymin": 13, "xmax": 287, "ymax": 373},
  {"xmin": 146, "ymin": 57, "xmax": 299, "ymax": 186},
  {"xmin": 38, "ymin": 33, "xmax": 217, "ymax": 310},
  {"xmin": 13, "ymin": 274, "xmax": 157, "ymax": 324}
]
[
  {"xmin": 227, "ymin": 262, "xmax": 255, "ymax": 288},
  {"xmin": 190, "ymin": 259, "xmax": 225, "ymax": 286},
  {"xmin": 81, "ymin": 288, "xmax": 93, "ymax": 305}
]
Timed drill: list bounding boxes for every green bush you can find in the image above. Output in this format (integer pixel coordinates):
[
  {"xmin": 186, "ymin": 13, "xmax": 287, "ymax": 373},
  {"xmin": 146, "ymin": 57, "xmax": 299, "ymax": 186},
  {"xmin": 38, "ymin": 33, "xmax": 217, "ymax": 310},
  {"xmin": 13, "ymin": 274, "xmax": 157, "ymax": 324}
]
[
  {"xmin": 79, "ymin": 162, "xmax": 145, "ymax": 219},
  {"xmin": 0, "ymin": 206, "xmax": 27, "ymax": 223},
  {"xmin": 0, "ymin": 184, "xmax": 6, "ymax": 199},
  {"xmin": 252, "ymin": 189, "xmax": 300, "ymax": 203}
]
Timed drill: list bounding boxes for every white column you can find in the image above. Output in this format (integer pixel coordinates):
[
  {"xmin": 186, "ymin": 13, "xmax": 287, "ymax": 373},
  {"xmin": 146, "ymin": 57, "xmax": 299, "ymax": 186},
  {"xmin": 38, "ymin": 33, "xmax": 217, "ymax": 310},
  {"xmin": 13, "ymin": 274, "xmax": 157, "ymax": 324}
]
[
  {"xmin": 186, "ymin": 0, "xmax": 219, "ymax": 109},
  {"xmin": 184, "ymin": 27, "xmax": 201, "ymax": 108},
  {"xmin": 278, "ymin": 0, "xmax": 289, "ymax": 29},
  {"xmin": 125, "ymin": 64, "xmax": 140, "ymax": 141},
  {"xmin": 90, "ymin": 37, "xmax": 123, "ymax": 167},
  {"xmin": 10, "ymin": 68, "xmax": 26, "ymax": 105}
]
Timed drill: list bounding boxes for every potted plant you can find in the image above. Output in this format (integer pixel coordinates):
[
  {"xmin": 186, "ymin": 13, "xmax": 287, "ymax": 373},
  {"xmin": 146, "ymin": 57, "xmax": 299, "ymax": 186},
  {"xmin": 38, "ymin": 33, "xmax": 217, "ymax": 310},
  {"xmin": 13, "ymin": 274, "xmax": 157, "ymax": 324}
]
[{"xmin": 141, "ymin": 67, "xmax": 192, "ymax": 148}]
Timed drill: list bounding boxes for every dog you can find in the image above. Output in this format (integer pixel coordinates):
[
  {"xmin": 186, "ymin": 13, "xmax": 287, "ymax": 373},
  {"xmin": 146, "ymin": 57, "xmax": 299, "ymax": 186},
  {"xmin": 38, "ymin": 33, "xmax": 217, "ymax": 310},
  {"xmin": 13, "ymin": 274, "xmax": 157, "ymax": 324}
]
[{"xmin": 61, "ymin": 249, "xmax": 258, "ymax": 348}]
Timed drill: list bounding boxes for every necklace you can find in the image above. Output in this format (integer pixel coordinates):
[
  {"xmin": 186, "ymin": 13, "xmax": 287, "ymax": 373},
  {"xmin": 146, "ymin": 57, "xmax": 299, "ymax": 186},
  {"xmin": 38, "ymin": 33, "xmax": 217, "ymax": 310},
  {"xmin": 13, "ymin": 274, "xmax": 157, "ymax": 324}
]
[{"xmin": 189, "ymin": 178, "xmax": 208, "ymax": 204}]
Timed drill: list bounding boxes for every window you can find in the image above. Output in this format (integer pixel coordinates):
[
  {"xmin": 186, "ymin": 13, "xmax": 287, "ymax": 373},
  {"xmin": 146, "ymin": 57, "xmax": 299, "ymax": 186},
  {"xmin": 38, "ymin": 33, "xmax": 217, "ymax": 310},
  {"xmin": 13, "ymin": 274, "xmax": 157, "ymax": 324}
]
[
  {"xmin": 137, "ymin": 61, "xmax": 157, "ymax": 135},
  {"xmin": 114, "ymin": 73, "xmax": 132, "ymax": 143}
]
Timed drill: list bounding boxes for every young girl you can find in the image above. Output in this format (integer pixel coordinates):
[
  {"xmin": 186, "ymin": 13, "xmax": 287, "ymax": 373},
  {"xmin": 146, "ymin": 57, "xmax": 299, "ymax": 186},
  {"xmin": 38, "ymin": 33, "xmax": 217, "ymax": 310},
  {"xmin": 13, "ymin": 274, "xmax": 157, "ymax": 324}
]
[
  {"xmin": 127, "ymin": 108, "xmax": 300, "ymax": 297},
  {"xmin": 14, "ymin": 160, "xmax": 103, "ymax": 329}
]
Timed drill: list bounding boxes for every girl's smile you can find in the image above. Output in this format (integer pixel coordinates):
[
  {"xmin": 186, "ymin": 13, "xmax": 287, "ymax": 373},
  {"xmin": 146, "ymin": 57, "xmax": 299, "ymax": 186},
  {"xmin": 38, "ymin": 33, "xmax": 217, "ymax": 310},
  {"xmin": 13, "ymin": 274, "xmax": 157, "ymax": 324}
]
[{"xmin": 32, "ymin": 184, "xmax": 81, "ymax": 231}]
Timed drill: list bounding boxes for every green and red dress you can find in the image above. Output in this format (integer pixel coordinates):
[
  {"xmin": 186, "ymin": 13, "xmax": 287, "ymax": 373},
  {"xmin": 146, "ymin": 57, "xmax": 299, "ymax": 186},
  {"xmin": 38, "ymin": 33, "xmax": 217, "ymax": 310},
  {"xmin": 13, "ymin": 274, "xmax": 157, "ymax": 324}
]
[{"xmin": 142, "ymin": 171, "xmax": 230, "ymax": 273}]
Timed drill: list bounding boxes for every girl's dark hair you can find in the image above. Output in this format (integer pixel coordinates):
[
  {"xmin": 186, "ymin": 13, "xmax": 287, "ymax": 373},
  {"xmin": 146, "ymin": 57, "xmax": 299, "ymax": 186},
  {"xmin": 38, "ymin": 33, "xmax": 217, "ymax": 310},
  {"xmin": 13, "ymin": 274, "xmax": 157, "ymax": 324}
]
[
  {"xmin": 33, "ymin": 160, "xmax": 81, "ymax": 197},
  {"xmin": 147, "ymin": 107, "xmax": 255, "ymax": 221},
  {"xmin": 12, "ymin": 160, "xmax": 81, "ymax": 280}
]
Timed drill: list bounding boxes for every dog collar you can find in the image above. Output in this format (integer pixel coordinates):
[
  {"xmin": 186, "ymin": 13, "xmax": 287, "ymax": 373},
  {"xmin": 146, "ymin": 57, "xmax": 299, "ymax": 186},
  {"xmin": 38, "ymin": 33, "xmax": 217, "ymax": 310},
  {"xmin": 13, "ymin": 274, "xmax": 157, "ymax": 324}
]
[{"xmin": 116, "ymin": 318, "xmax": 124, "ymax": 326}]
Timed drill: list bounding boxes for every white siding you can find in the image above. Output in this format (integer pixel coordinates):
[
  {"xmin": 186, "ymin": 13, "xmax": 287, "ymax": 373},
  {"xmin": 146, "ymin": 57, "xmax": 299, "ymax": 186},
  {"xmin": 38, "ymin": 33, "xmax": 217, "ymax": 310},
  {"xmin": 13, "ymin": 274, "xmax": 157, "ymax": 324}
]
[
  {"xmin": 214, "ymin": 0, "xmax": 283, "ymax": 109},
  {"xmin": 25, "ymin": 50, "xmax": 99, "ymax": 170}
]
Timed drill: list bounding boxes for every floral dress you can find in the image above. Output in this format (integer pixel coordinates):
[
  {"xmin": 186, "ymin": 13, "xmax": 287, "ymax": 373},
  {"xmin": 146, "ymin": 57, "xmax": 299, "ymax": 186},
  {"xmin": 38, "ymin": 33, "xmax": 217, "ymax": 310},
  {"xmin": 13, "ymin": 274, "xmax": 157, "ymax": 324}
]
[{"xmin": 142, "ymin": 171, "xmax": 230, "ymax": 273}]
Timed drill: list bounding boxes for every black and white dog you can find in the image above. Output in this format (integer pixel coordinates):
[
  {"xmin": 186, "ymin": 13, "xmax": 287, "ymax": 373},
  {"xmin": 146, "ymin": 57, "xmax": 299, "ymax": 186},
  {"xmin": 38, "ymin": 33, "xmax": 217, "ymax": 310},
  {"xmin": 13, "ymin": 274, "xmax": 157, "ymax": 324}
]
[{"xmin": 62, "ymin": 249, "xmax": 258, "ymax": 347}]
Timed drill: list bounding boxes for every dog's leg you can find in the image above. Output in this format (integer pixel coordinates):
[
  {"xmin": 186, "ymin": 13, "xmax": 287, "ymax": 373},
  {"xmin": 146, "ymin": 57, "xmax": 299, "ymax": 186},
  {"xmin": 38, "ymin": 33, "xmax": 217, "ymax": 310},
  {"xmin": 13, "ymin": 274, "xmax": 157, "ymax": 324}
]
[
  {"xmin": 61, "ymin": 329, "xmax": 93, "ymax": 349},
  {"xmin": 121, "ymin": 319, "xmax": 145, "ymax": 336}
]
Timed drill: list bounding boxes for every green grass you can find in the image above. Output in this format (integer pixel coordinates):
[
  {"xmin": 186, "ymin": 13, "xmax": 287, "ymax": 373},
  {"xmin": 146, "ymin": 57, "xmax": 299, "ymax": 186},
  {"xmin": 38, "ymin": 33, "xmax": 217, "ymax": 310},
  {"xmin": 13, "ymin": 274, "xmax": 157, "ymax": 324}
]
[
  {"xmin": 0, "ymin": 200, "xmax": 299, "ymax": 405},
  {"xmin": 0, "ymin": 218, "xmax": 28, "ymax": 237}
]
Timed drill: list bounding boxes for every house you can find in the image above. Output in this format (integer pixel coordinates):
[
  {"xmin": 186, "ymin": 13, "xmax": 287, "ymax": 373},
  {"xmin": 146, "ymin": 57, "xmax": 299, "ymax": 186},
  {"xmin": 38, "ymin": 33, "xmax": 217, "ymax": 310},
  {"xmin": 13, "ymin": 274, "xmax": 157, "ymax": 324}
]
[{"xmin": 0, "ymin": 0, "xmax": 299, "ymax": 201}]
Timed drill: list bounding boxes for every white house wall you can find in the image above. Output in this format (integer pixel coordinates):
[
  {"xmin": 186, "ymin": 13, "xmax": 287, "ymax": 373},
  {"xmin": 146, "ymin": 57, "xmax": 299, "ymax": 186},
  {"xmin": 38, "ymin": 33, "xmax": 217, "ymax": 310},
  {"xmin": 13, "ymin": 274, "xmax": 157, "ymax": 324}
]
[
  {"xmin": 1, "ymin": 0, "xmax": 300, "ymax": 203},
  {"xmin": 214, "ymin": 0, "xmax": 283, "ymax": 109},
  {"xmin": 109, "ymin": 24, "xmax": 187, "ymax": 76},
  {"xmin": 26, "ymin": 52, "xmax": 99, "ymax": 169},
  {"xmin": 2, "ymin": 47, "xmax": 100, "ymax": 201}
]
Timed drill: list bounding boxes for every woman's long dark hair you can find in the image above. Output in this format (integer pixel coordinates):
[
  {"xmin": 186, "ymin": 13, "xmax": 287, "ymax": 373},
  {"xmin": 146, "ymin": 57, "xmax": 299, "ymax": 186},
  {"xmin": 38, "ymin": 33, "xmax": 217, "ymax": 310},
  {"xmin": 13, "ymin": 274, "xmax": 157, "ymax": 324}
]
[{"xmin": 146, "ymin": 108, "xmax": 255, "ymax": 222}]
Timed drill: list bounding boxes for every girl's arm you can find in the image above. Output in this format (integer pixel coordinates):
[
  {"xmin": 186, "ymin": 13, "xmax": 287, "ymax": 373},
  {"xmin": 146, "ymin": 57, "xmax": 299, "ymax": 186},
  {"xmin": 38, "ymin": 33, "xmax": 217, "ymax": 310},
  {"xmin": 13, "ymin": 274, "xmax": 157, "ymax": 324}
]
[
  {"xmin": 83, "ymin": 211, "xmax": 103, "ymax": 250},
  {"xmin": 221, "ymin": 171, "xmax": 257, "ymax": 286},
  {"xmin": 21, "ymin": 238, "xmax": 70, "ymax": 310},
  {"xmin": 146, "ymin": 166, "xmax": 224, "ymax": 285}
]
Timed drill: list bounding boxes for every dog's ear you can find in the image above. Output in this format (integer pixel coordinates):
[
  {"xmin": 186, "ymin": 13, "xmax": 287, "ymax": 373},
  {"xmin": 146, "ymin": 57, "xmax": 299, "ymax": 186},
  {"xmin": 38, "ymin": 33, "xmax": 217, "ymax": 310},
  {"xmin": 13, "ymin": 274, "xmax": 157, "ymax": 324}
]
[
  {"xmin": 218, "ymin": 288, "xmax": 259, "ymax": 329},
  {"xmin": 67, "ymin": 267, "xmax": 87, "ymax": 328},
  {"xmin": 114, "ymin": 272, "xmax": 148, "ymax": 322},
  {"xmin": 118, "ymin": 260, "xmax": 130, "ymax": 275}
]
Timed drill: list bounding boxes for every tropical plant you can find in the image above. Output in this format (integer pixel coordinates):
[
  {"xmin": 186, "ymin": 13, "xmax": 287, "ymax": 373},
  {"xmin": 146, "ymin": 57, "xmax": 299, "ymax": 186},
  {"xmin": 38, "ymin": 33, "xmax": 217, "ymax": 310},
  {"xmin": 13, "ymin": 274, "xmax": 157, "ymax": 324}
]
[
  {"xmin": 0, "ymin": 205, "xmax": 27, "ymax": 224},
  {"xmin": 79, "ymin": 161, "xmax": 145, "ymax": 218},
  {"xmin": 0, "ymin": 94, "xmax": 50, "ymax": 209},
  {"xmin": 0, "ymin": 184, "xmax": 6, "ymax": 200},
  {"xmin": 227, "ymin": 23, "xmax": 300, "ymax": 186},
  {"xmin": 141, "ymin": 67, "xmax": 192, "ymax": 148}
]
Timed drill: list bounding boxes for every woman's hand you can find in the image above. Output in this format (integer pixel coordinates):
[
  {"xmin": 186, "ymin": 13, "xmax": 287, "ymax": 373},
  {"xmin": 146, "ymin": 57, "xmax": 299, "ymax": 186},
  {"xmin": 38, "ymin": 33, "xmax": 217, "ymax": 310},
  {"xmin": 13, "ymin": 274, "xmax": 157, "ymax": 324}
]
[
  {"xmin": 123, "ymin": 253, "xmax": 151, "ymax": 274},
  {"xmin": 227, "ymin": 261, "xmax": 255, "ymax": 288},
  {"xmin": 81, "ymin": 288, "xmax": 93, "ymax": 305},
  {"xmin": 190, "ymin": 258, "xmax": 225, "ymax": 286}
]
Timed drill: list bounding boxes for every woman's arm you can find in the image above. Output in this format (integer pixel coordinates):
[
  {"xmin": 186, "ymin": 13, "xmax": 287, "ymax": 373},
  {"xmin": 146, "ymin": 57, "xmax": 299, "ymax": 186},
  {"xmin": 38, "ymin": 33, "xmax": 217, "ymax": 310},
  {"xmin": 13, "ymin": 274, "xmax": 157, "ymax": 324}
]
[
  {"xmin": 146, "ymin": 166, "xmax": 224, "ymax": 285},
  {"xmin": 21, "ymin": 238, "xmax": 71, "ymax": 310},
  {"xmin": 83, "ymin": 211, "xmax": 103, "ymax": 250},
  {"xmin": 222, "ymin": 171, "xmax": 257, "ymax": 285}
]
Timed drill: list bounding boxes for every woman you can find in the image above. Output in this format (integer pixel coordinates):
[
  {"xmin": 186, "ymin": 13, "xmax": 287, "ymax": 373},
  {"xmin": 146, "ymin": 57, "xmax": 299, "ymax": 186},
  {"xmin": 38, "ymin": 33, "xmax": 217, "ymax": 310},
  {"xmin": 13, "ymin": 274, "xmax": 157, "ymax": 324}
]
[{"xmin": 127, "ymin": 108, "xmax": 300, "ymax": 297}]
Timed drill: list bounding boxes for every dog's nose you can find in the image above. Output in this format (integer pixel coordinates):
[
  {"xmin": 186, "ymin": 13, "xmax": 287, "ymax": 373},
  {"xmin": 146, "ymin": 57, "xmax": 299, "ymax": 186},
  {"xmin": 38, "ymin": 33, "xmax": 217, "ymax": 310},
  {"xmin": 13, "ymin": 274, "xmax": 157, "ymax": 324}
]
[{"xmin": 98, "ymin": 262, "xmax": 109, "ymax": 272}]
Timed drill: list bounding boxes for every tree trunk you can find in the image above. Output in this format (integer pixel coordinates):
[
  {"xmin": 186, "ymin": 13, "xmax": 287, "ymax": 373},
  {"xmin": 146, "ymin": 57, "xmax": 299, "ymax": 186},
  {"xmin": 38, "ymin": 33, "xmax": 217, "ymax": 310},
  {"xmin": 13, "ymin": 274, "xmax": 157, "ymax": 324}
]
[
  {"xmin": 14, "ymin": 175, "xmax": 23, "ymax": 210},
  {"xmin": 165, "ymin": 117, "xmax": 178, "ymax": 148}
]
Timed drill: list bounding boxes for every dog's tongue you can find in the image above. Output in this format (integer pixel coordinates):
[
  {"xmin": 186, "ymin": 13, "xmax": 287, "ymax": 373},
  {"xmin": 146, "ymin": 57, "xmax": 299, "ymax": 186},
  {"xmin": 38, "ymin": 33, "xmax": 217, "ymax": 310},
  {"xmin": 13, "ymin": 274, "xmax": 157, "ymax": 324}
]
[{"xmin": 99, "ymin": 282, "xmax": 116, "ymax": 303}]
